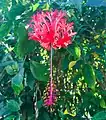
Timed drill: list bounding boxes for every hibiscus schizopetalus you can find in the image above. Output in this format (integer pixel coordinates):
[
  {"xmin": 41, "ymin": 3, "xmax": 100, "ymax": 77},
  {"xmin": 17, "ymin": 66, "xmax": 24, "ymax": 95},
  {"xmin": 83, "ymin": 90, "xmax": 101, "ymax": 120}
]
[
  {"xmin": 28, "ymin": 10, "xmax": 76, "ymax": 107},
  {"xmin": 28, "ymin": 10, "xmax": 76, "ymax": 50}
]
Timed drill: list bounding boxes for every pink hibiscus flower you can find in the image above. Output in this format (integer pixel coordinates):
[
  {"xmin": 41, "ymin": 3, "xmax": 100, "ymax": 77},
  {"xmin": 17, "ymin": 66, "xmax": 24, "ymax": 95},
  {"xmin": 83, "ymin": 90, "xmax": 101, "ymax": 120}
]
[{"xmin": 28, "ymin": 10, "xmax": 76, "ymax": 50}]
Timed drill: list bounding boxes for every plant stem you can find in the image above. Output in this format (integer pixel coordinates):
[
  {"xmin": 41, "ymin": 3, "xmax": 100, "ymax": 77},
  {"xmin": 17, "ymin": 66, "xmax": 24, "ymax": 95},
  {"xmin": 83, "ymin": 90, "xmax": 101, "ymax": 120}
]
[{"xmin": 50, "ymin": 46, "xmax": 53, "ymax": 97}]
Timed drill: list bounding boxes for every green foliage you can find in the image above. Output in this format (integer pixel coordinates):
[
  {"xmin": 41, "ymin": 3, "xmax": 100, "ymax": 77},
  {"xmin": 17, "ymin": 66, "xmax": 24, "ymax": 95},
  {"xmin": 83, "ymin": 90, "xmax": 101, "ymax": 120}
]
[
  {"xmin": 14, "ymin": 23, "xmax": 36, "ymax": 58},
  {"xmin": 7, "ymin": 2, "xmax": 25, "ymax": 21},
  {"xmin": 12, "ymin": 68, "xmax": 24, "ymax": 95},
  {"xmin": 67, "ymin": 44, "xmax": 81, "ymax": 60},
  {"xmin": 7, "ymin": 100, "xmax": 20, "ymax": 112},
  {"xmin": 92, "ymin": 111, "xmax": 106, "ymax": 120},
  {"xmin": 30, "ymin": 60, "xmax": 49, "ymax": 81},
  {"xmin": 83, "ymin": 64, "xmax": 96, "ymax": 89},
  {"xmin": 0, "ymin": 0, "xmax": 106, "ymax": 120},
  {"xmin": 0, "ymin": 21, "xmax": 12, "ymax": 39}
]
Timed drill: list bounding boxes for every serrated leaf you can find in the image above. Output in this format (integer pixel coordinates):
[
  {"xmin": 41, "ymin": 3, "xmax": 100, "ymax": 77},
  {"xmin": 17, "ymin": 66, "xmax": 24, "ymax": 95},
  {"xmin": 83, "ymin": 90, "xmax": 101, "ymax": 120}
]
[
  {"xmin": 30, "ymin": 61, "xmax": 49, "ymax": 81},
  {"xmin": 83, "ymin": 64, "xmax": 96, "ymax": 89},
  {"xmin": 14, "ymin": 24, "xmax": 36, "ymax": 58},
  {"xmin": 7, "ymin": 100, "xmax": 20, "ymax": 112},
  {"xmin": 69, "ymin": 61, "xmax": 77, "ymax": 70}
]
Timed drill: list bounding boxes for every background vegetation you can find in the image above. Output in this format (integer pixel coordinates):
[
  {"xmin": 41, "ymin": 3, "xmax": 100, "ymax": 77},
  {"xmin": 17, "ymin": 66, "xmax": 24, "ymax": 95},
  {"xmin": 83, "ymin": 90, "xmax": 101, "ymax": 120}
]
[{"xmin": 0, "ymin": 0, "xmax": 106, "ymax": 120}]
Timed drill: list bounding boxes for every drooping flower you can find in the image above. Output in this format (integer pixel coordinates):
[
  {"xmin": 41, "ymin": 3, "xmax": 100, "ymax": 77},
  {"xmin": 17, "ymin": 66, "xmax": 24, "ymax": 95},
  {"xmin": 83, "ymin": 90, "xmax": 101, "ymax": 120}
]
[
  {"xmin": 28, "ymin": 10, "xmax": 76, "ymax": 50},
  {"xmin": 28, "ymin": 10, "xmax": 76, "ymax": 108}
]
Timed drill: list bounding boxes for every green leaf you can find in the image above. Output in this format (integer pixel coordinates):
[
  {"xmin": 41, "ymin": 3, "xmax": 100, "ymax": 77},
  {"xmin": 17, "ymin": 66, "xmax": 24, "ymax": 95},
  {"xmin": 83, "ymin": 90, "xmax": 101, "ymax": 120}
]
[
  {"xmin": 37, "ymin": 99, "xmax": 43, "ymax": 110},
  {"xmin": 83, "ymin": 64, "xmax": 96, "ymax": 89},
  {"xmin": 14, "ymin": 24, "xmax": 36, "ymax": 58},
  {"xmin": 12, "ymin": 0, "xmax": 17, "ymax": 6},
  {"xmin": 12, "ymin": 68, "xmax": 24, "ymax": 95},
  {"xmin": 42, "ymin": 3, "xmax": 50, "ymax": 11},
  {"xmin": 5, "ymin": 62, "xmax": 19, "ymax": 75},
  {"xmin": 67, "ymin": 44, "xmax": 81, "ymax": 60},
  {"xmin": 38, "ymin": 108, "xmax": 51, "ymax": 120},
  {"xmin": 0, "ymin": 61, "xmax": 16, "ymax": 67},
  {"xmin": 0, "ymin": 21, "xmax": 12, "ymax": 39},
  {"xmin": 5, "ymin": 65, "xmax": 15, "ymax": 75},
  {"xmin": 92, "ymin": 111, "xmax": 106, "ymax": 120},
  {"xmin": 30, "ymin": 61, "xmax": 49, "ymax": 81},
  {"xmin": 7, "ymin": 100, "xmax": 20, "ymax": 112},
  {"xmin": 12, "ymin": 84, "xmax": 23, "ymax": 95},
  {"xmin": 32, "ymin": 3, "xmax": 39, "ymax": 11},
  {"xmin": 95, "ymin": 69, "xmax": 103, "ymax": 82},
  {"xmin": 7, "ymin": 3, "xmax": 25, "ymax": 20},
  {"xmin": 69, "ymin": 0, "xmax": 83, "ymax": 12},
  {"xmin": 100, "ymin": 99, "xmax": 106, "ymax": 108},
  {"xmin": 26, "ymin": 71, "xmax": 35, "ymax": 89},
  {"xmin": 72, "ymin": 72, "xmax": 81, "ymax": 83},
  {"xmin": 61, "ymin": 55, "xmax": 69, "ymax": 70},
  {"xmin": 4, "ymin": 115, "xmax": 15, "ymax": 120},
  {"xmin": 74, "ymin": 46, "xmax": 81, "ymax": 59},
  {"xmin": 69, "ymin": 61, "xmax": 77, "ymax": 70},
  {"xmin": 0, "ymin": 0, "xmax": 10, "ymax": 11},
  {"xmin": 0, "ymin": 102, "xmax": 10, "ymax": 116}
]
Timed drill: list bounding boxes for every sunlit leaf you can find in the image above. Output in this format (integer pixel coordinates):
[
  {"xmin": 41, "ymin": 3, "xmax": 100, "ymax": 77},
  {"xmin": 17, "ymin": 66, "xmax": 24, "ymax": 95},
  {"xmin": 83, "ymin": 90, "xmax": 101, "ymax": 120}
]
[
  {"xmin": 32, "ymin": 3, "xmax": 39, "ymax": 11},
  {"xmin": 69, "ymin": 61, "xmax": 77, "ymax": 70},
  {"xmin": 43, "ymin": 3, "xmax": 50, "ymax": 11},
  {"xmin": 67, "ymin": 44, "xmax": 81, "ymax": 60},
  {"xmin": 94, "ymin": 35, "xmax": 100, "ymax": 39},
  {"xmin": 92, "ymin": 52, "xmax": 99, "ymax": 59},
  {"xmin": 100, "ymin": 99, "xmax": 106, "ymax": 108}
]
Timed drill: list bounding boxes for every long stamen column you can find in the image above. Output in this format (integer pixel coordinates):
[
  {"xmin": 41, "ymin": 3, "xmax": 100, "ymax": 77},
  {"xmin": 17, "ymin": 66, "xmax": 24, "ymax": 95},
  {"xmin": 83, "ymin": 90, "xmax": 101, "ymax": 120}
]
[{"xmin": 43, "ymin": 46, "xmax": 57, "ymax": 108}]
